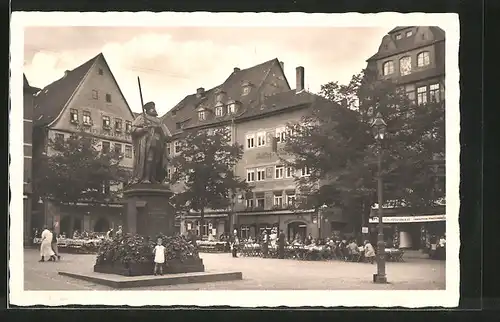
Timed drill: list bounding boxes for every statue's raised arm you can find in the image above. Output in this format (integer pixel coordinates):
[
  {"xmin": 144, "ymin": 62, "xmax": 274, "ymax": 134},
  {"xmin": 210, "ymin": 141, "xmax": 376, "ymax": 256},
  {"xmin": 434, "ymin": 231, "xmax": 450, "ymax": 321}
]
[{"xmin": 131, "ymin": 102, "xmax": 169, "ymax": 184}]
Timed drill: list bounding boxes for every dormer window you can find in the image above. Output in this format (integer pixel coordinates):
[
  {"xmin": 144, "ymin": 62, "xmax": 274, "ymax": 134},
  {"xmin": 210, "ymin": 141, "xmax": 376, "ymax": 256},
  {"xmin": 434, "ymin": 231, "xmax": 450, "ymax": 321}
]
[
  {"xmin": 228, "ymin": 103, "xmax": 236, "ymax": 114},
  {"xmin": 242, "ymin": 81, "xmax": 253, "ymax": 96},
  {"xmin": 115, "ymin": 118, "xmax": 123, "ymax": 132},
  {"xmin": 215, "ymin": 90, "xmax": 227, "ymax": 103},
  {"xmin": 198, "ymin": 110, "xmax": 206, "ymax": 121},
  {"xmin": 406, "ymin": 30, "xmax": 413, "ymax": 37},
  {"xmin": 102, "ymin": 116, "xmax": 111, "ymax": 129},
  {"xmin": 215, "ymin": 105, "xmax": 224, "ymax": 117},
  {"xmin": 70, "ymin": 109, "xmax": 79, "ymax": 124},
  {"xmin": 396, "ymin": 34, "xmax": 402, "ymax": 40}
]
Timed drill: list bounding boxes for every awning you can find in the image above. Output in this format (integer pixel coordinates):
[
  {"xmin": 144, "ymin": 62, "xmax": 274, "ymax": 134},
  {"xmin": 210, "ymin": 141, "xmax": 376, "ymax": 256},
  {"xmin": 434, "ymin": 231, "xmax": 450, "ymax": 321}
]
[{"xmin": 369, "ymin": 214, "xmax": 446, "ymax": 224}]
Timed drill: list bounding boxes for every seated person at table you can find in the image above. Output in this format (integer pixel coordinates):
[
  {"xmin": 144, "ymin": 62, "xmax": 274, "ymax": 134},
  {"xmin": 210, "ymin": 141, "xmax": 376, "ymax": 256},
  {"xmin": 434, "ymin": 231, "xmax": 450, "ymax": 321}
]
[
  {"xmin": 348, "ymin": 240, "xmax": 360, "ymax": 258},
  {"xmin": 363, "ymin": 240, "xmax": 376, "ymax": 264}
]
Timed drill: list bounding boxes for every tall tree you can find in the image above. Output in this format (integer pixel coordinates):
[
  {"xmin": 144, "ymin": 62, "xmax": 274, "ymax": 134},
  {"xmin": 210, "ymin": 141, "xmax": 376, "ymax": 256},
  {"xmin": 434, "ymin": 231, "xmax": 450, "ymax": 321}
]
[
  {"xmin": 34, "ymin": 130, "xmax": 131, "ymax": 205},
  {"xmin": 169, "ymin": 127, "xmax": 249, "ymax": 235},
  {"xmin": 282, "ymin": 68, "xmax": 445, "ymax": 220}
]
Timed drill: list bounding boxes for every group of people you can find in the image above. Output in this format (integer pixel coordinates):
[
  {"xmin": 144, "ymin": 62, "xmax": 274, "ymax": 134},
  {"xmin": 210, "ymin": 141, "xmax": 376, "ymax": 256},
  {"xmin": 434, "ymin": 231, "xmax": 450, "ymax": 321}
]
[{"xmin": 38, "ymin": 226, "xmax": 61, "ymax": 262}]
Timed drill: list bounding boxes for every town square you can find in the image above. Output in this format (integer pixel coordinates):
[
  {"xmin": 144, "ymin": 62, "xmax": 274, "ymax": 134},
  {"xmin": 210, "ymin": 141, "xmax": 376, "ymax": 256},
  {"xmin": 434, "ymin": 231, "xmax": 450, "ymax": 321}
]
[{"xmin": 11, "ymin": 13, "xmax": 459, "ymax": 307}]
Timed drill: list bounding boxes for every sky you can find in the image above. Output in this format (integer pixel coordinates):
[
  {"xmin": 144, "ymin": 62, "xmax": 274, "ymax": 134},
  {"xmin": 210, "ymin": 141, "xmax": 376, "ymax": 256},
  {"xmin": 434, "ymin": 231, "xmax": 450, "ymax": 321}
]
[{"xmin": 23, "ymin": 26, "xmax": 388, "ymax": 116}]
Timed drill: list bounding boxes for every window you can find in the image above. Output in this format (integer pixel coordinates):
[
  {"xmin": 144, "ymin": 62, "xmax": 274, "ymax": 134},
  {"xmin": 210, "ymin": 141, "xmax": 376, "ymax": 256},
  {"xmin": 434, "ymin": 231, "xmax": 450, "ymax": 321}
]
[
  {"xmin": 417, "ymin": 86, "xmax": 428, "ymax": 105},
  {"xmin": 256, "ymin": 132, "xmax": 266, "ymax": 147},
  {"xmin": 125, "ymin": 145, "xmax": 132, "ymax": 158},
  {"xmin": 246, "ymin": 134, "xmax": 255, "ymax": 149},
  {"xmin": 396, "ymin": 34, "xmax": 402, "ymax": 40},
  {"xmin": 166, "ymin": 143, "xmax": 171, "ymax": 156},
  {"xmin": 102, "ymin": 116, "xmax": 111, "ymax": 129},
  {"xmin": 275, "ymin": 166, "xmax": 284, "ymax": 179},
  {"xmin": 215, "ymin": 105, "xmax": 224, "ymax": 117},
  {"xmin": 102, "ymin": 141, "xmax": 110, "ymax": 153},
  {"xmin": 55, "ymin": 133, "xmax": 64, "ymax": 143},
  {"xmin": 286, "ymin": 194, "xmax": 296, "ymax": 206},
  {"xmin": 69, "ymin": 108, "xmax": 79, "ymax": 124},
  {"xmin": 285, "ymin": 167, "xmax": 294, "ymax": 178},
  {"xmin": 198, "ymin": 110, "xmax": 206, "ymax": 121},
  {"xmin": 256, "ymin": 197, "xmax": 265, "ymax": 209},
  {"xmin": 83, "ymin": 111, "xmax": 92, "ymax": 125},
  {"xmin": 106, "ymin": 93, "xmax": 112, "ymax": 103},
  {"xmin": 256, "ymin": 168, "xmax": 266, "ymax": 181},
  {"xmin": 406, "ymin": 30, "xmax": 413, "ymax": 37},
  {"xmin": 405, "ymin": 84, "xmax": 416, "ymax": 104},
  {"xmin": 98, "ymin": 68, "xmax": 104, "ymax": 75},
  {"xmin": 176, "ymin": 122, "xmax": 182, "ymax": 130},
  {"xmin": 174, "ymin": 141, "xmax": 182, "ymax": 154},
  {"xmin": 275, "ymin": 127, "xmax": 286, "ymax": 143},
  {"xmin": 243, "ymin": 86, "xmax": 250, "ymax": 96},
  {"xmin": 399, "ymin": 56, "xmax": 412, "ymax": 76},
  {"xmin": 417, "ymin": 51, "xmax": 430, "ymax": 67},
  {"xmin": 300, "ymin": 166, "xmax": 311, "ymax": 177},
  {"xmin": 246, "ymin": 169, "xmax": 255, "ymax": 182},
  {"xmin": 167, "ymin": 168, "xmax": 172, "ymax": 180},
  {"xmin": 92, "ymin": 90, "xmax": 98, "ymax": 99},
  {"xmin": 246, "ymin": 198, "xmax": 254, "ymax": 208},
  {"xmin": 274, "ymin": 195, "xmax": 283, "ymax": 208},
  {"xmin": 115, "ymin": 118, "xmax": 123, "ymax": 131},
  {"xmin": 429, "ymin": 84, "xmax": 441, "ymax": 102},
  {"xmin": 228, "ymin": 103, "xmax": 236, "ymax": 114},
  {"xmin": 114, "ymin": 143, "xmax": 122, "ymax": 154},
  {"xmin": 382, "ymin": 61, "xmax": 394, "ymax": 76},
  {"xmin": 125, "ymin": 120, "xmax": 132, "ymax": 133}
]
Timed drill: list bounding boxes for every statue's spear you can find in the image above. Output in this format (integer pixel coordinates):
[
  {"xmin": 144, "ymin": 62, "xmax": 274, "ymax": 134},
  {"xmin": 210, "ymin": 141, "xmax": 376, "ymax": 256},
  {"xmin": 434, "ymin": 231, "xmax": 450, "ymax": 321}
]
[{"xmin": 137, "ymin": 76, "xmax": 146, "ymax": 119}]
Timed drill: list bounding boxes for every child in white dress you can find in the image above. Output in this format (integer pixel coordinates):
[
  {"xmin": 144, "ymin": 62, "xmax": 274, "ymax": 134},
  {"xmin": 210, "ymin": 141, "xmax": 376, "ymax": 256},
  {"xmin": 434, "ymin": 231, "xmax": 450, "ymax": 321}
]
[{"xmin": 153, "ymin": 238, "xmax": 166, "ymax": 276}]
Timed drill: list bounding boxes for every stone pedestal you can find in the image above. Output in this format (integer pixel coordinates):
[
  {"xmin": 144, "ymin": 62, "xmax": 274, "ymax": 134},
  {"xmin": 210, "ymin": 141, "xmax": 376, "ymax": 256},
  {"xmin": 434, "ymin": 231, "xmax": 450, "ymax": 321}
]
[{"xmin": 123, "ymin": 183, "xmax": 174, "ymax": 238}]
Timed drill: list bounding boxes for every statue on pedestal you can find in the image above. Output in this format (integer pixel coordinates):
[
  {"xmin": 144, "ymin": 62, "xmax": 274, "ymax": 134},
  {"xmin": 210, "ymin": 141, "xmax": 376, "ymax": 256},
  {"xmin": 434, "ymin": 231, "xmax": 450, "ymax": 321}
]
[{"xmin": 130, "ymin": 101, "xmax": 170, "ymax": 184}]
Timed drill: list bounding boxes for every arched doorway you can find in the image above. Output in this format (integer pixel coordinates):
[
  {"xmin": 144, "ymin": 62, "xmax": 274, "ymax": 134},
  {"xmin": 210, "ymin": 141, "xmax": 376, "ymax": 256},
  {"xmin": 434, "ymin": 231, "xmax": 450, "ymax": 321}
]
[
  {"xmin": 287, "ymin": 221, "xmax": 307, "ymax": 242},
  {"xmin": 60, "ymin": 216, "xmax": 71, "ymax": 237},
  {"xmin": 94, "ymin": 217, "xmax": 110, "ymax": 233}
]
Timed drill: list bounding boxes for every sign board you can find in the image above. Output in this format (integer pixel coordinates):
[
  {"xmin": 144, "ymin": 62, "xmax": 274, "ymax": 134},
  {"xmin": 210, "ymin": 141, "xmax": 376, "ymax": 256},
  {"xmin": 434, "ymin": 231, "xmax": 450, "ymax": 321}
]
[
  {"xmin": 187, "ymin": 223, "xmax": 192, "ymax": 230},
  {"xmin": 369, "ymin": 214, "xmax": 446, "ymax": 224},
  {"xmin": 362, "ymin": 227, "xmax": 369, "ymax": 234}
]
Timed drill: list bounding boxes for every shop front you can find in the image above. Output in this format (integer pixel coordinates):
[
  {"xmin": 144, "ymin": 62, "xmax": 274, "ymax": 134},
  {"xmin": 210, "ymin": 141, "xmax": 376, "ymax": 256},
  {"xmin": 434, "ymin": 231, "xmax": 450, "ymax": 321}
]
[
  {"xmin": 181, "ymin": 213, "xmax": 229, "ymax": 238},
  {"xmin": 369, "ymin": 213, "xmax": 446, "ymax": 250}
]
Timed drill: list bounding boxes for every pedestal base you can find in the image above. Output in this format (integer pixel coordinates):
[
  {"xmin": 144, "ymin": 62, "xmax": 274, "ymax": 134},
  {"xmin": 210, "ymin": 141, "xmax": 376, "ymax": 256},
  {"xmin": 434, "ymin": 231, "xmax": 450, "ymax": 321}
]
[
  {"xmin": 94, "ymin": 258, "xmax": 205, "ymax": 276},
  {"xmin": 123, "ymin": 183, "xmax": 174, "ymax": 238},
  {"xmin": 373, "ymin": 273, "xmax": 388, "ymax": 284}
]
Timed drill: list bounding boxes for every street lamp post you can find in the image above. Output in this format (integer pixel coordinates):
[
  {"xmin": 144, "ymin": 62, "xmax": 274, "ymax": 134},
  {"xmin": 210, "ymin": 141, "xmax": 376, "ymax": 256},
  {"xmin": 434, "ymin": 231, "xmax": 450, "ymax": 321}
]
[{"xmin": 371, "ymin": 112, "xmax": 388, "ymax": 284}]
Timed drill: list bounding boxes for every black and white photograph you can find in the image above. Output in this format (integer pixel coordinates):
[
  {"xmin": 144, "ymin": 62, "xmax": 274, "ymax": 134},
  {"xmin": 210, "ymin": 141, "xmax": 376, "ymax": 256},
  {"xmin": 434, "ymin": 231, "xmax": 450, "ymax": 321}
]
[{"xmin": 10, "ymin": 12, "xmax": 459, "ymax": 307}]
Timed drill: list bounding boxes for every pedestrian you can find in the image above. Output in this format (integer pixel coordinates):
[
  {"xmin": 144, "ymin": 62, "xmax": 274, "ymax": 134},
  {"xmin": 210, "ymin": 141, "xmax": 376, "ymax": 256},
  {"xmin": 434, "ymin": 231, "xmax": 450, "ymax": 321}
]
[
  {"xmin": 231, "ymin": 233, "xmax": 239, "ymax": 258},
  {"xmin": 106, "ymin": 228, "xmax": 114, "ymax": 239},
  {"xmin": 115, "ymin": 226, "xmax": 123, "ymax": 238},
  {"xmin": 262, "ymin": 230, "xmax": 269, "ymax": 258},
  {"xmin": 305, "ymin": 233, "xmax": 313, "ymax": 246},
  {"xmin": 39, "ymin": 226, "xmax": 56, "ymax": 262},
  {"xmin": 51, "ymin": 226, "xmax": 61, "ymax": 261},
  {"xmin": 364, "ymin": 240, "xmax": 376, "ymax": 264},
  {"xmin": 153, "ymin": 238, "xmax": 166, "ymax": 276},
  {"xmin": 278, "ymin": 229, "xmax": 286, "ymax": 259}
]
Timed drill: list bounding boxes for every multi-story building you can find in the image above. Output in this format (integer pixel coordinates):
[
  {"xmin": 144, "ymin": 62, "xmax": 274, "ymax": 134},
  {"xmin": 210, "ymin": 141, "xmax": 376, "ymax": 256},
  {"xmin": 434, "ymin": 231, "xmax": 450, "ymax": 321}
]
[
  {"xmin": 23, "ymin": 74, "xmax": 39, "ymax": 245},
  {"xmin": 162, "ymin": 59, "xmax": 346, "ymax": 241},
  {"xmin": 365, "ymin": 26, "xmax": 446, "ymax": 249},
  {"xmin": 31, "ymin": 53, "xmax": 136, "ymax": 236}
]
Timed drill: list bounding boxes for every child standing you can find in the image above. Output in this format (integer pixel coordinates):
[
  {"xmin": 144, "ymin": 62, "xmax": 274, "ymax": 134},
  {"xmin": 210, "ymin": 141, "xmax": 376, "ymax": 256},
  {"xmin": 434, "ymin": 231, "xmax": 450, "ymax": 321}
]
[{"xmin": 153, "ymin": 238, "xmax": 166, "ymax": 276}]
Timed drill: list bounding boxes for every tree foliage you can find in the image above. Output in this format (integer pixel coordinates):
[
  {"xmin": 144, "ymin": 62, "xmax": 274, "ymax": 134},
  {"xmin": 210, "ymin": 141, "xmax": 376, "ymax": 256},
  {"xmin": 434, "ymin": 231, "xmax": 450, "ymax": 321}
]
[
  {"xmin": 282, "ymin": 68, "xmax": 445, "ymax": 214},
  {"xmin": 34, "ymin": 129, "xmax": 130, "ymax": 205},
  {"xmin": 169, "ymin": 127, "xmax": 250, "ymax": 230}
]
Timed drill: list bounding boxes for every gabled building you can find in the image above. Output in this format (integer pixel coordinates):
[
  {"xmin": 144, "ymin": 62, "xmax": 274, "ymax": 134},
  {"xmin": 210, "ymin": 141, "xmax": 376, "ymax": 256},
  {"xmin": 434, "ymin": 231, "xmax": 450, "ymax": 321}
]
[
  {"xmin": 23, "ymin": 74, "xmax": 39, "ymax": 245},
  {"xmin": 31, "ymin": 53, "xmax": 136, "ymax": 237},
  {"xmin": 162, "ymin": 59, "xmax": 346, "ymax": 241}
]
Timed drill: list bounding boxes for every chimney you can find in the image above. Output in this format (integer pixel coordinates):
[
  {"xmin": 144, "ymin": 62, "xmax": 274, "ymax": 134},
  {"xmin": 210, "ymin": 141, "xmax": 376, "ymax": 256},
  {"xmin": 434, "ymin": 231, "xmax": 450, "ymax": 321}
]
[
  {"xmin": 296, "ymin": 66, "xmax": 304, "ymax": 93},
  {"xmin": 196, "ymin": 87, "xmax": 205, "ymax": 98},
  {"xmin": 234, "ymin": 67, "xmax": 240, "ymax": 72},
  {"xmin": 279, "ymin": 61, "xmax": 284, "ymax": 70},
  {"xmin": 64, "ymin": 70, "xmax": 70, "ymax": 77}
]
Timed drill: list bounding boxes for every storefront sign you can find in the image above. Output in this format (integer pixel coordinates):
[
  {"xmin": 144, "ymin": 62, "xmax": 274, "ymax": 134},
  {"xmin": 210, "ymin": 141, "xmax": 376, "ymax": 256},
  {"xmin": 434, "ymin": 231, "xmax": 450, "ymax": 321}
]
[
  {"xmin": 362, "ymin": 227, "xmax": 369, "ymax": 234},
  {"xmin": 369, "ymin": 214, "xmax": 445, "ymax": 224}
]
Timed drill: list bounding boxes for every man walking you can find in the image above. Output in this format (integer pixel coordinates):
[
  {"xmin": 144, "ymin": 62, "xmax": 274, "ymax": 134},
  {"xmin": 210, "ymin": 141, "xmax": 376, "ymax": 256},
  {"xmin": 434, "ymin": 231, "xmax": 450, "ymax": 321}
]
[{"xmin": 278, "ymin": 229, "xmax": 286, "ymax": 259}]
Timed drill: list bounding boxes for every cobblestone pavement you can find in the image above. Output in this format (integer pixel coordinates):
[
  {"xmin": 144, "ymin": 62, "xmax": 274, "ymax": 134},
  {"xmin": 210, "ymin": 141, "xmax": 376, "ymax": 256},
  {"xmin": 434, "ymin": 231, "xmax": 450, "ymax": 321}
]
[{"xmin": 23, "ymin": 249, "xmax": 445, "ymax": 291}]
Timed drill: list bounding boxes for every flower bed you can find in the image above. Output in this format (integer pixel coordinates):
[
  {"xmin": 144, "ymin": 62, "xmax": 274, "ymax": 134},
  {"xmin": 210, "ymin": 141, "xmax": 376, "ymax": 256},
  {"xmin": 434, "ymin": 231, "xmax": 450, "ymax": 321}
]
[
  {"xmin": 196, "ymin": 241, "xmax": 229, "ymax": 253},
  {"xmin": 33, "ymin": 237, "xmax": 102, "ymax": 254},
  {"xmin": 94, "ymin": 234, "xmax": 204, "ymax": 276}
]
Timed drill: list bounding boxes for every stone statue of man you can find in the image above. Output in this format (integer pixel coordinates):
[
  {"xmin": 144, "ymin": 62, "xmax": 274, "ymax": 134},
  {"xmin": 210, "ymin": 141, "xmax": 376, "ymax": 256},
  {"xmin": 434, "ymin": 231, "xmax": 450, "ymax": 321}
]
[{"xmin": 130, "ymin": 101, "xmax": 170, "ymax": 184}]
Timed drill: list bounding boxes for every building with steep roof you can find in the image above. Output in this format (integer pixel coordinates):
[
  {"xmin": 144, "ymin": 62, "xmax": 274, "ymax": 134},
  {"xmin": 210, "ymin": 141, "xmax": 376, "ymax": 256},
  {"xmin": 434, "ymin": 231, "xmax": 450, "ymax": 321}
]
[
  {"xmin": 31, "ymin": 53, "xmax": 136, "ymax": 237},
  {"xmin": 163, "ymin": 60, "xmax": 346, "ymax": 241},
  {"xmin": 23, "ymin": 74, "xmax": 39, "ymax": 245},
  {"xmin": 365, "ymin": 26, "xmax": 446, "ymax": 250}
]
